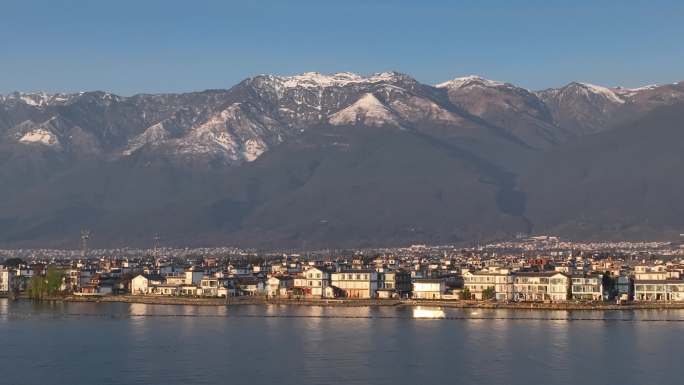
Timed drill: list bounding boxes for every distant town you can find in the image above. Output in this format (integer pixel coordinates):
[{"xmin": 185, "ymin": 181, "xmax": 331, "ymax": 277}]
[{"xmin": 3, "ymin": 236, "xmax": 684, "ymax": 306}]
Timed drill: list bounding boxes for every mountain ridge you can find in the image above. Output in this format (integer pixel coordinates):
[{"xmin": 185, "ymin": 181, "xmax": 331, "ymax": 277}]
[{"xmin": 1, "ymin": 71, "xmax": 684, "ymax": 248}]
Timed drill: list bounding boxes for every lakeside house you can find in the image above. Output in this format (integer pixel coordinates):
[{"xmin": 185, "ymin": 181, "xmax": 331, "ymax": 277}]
[
  {"xmin": 463, "ymin": 267, "xmax": 514, "ymax": 301},
  {"xmin": 377, "ymin": 269, "xmax": 412, "ymax": 299},
  {"xmin": 513, "ymin": 272, "xmax": 570, "ymax": 302},
  {"xmin": 1, "ymin": 268, "xmax": 15, "ymax": 293},
  {"xmin": 634, "ymin": 280, "xmax": 684, "ymax": 301},
  {"xmin": 294, "ymin": 266, "xmax": 331, "ymax": 298},
  {"xmin": 75, "ymin": 274, "xmax": 115, "ymax": 296},
  {"xmin": 633, "ymin": 264, "xmax": 684, "ymax": 301},
  {"xmin": 236, "ymin": 276, "xmax": 265, "ymax": 296},
  {"xmin": 267, "ymin": 275, "xmax": 294, "ymax": 298},
  {"xmin": 199, "ymin": 277, "xmax": 221, "ymax": 297},
  {"xmin": 330, "ymin": 269, "xmax": 378, "ymax": 299},
  {"xmin": 570, "ymin": 273, "xmax": 604, "ymax": 301},
  {"xmin": 412, "ymin": 279, "xmax": 446, "ymax": 299},
  {"xmin": 131, "ymin": 274, "xmax": 165, "ymax": 295}
]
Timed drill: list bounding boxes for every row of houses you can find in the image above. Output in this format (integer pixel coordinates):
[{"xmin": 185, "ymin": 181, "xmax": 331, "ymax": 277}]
[
  {"xmin": 7, "ymin": 252, "xmax": 684, "ymax": 304},
  {"xmin": 462, "ymin": 265, "xmax": 684, "ymax": 302},
  {"xmin": 632, "ymin": 265, "xmax": 684, "ymax": 301},
  {"xmin": 75, "ymin": 264, "xmax": 684, "ymax": 303},
  {"xmin": 129, "ymin": 266, "xmax": 440, "ymax": 299},
  {"xmin": 131, "ymin": 268, "xmax": 245, "ymax": 297},
  {"xmin": 463, "ymin": 267, "xmax": 615, "ymax": 301}
]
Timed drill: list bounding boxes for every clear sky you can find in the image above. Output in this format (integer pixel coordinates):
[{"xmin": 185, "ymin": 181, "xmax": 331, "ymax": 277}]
[{"xmin": 1, "ymin": 0, "xmax": 683, "ymax": 95}]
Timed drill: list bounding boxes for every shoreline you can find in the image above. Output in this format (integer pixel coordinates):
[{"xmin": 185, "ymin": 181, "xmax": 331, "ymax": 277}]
[{"xmin": 17, "ymin": 295, "xmax": 684, "ymax": 311}]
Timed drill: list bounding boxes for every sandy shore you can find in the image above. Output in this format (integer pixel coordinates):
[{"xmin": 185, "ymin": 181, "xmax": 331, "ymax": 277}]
[{"xmin": 23, "ymin": 295, "xmax": 684, "ymax": 311}]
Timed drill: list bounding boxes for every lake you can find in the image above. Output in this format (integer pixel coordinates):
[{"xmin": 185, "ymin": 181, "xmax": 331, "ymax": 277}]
[{"xmin": 1, "ymin": 298, "xmax": 682, "ymax": 385}]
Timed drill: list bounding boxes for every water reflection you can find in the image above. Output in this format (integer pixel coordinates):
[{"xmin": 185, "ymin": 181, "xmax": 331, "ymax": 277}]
[
  {"xmin": 2, "ymin": 301, "xmax": 684, "ymax": 385},
  {"xmin": 413, "ymin": 306, "xmax": 445, "ymax": 319},
  {"xmin": 0, "ymin": 298, "xmax": 8, "ymax": 322},
  {"xmin": 129, "ymin": 302, "xmax": 149, "ymax": 316}
]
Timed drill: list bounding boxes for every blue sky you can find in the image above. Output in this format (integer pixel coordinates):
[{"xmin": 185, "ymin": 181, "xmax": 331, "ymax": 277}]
[{"xmin": 1, "ymin": 0, "xmax": 683, "ymax": 95}]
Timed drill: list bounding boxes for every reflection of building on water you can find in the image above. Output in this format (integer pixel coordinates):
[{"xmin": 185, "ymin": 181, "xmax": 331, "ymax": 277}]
[
  {"xmin": 413, "ymin": 307, "xmax": 445, "ymax": 319},
  {"xmin": 129, "ymin": 303, "xmax": 149, "ymax": 316},
  {"xmin": 0, "ymin": 298, "xmax": 8, "ymax": 318}
]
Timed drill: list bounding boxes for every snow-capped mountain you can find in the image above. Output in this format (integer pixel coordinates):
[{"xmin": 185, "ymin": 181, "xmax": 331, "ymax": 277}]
[
  {"xmin": 2, "ymin": 72, "xmax": 682, "ymax": 164},
  {"xmin": 0, "ymin": 91, "xmax": 84, "ymax": 107},
  {"xmin": 437, "ymin": 75, "xmax": 561, "ymax": 148},
  {"xmin": 329, "ymin": 93, "xmax": 401, "ymax": 127},
  {"xmin": 1, "ymin": 71, "xmax": 684, "ymax": 248},
  {"xmin": 435, "ymin": 75, "xmax": 507, "ymax": 89},
  {"xmin": 537, "ymin": 82, "xmax": 626, "ymax": 135},
  {"xmin": 537, "ymin": 81, "xmax": 684, "ymax": 135}
]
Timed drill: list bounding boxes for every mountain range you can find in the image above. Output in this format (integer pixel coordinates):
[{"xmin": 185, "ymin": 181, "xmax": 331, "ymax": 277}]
[{"xmin": 1, "ymin": 71, "xmax": 683, "ymax": 249}]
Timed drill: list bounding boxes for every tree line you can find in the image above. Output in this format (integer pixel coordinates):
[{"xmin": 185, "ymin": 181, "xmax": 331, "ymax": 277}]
[{"xmin": 28, "ymin": 267, "xmax": 65, "ymax": 299}]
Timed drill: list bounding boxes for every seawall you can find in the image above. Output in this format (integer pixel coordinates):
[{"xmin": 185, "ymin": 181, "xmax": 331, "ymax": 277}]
[{"xmin": 30, "ymin": 295, "xmax": 684, "ymax": 311}]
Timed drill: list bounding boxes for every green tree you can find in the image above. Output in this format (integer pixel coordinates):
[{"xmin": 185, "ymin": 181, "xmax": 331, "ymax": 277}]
[
  {"xmin": 460, "ymin": 287, "xmax": 472, "ymax": 300},
  {"xmin": 482, "ymin": 286, "xmax": 496, "ymax": 301},
  {"xmin": 27, "ymin": 267, "xmax": 64, "ymax": 299},
  {"xmin": 45, "ymin": 267, "xmax": 64, "ymax": 296},
  {"xmin": 28, "ymin": 275, "xmax": 46, "ymax": 300}
]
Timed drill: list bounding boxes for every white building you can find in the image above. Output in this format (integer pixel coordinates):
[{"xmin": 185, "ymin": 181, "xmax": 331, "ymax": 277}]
[
  {"xmin": 412, "ymin": 279, "xmax": 445, "ymax": 300},
  {"xmin": 130, "ymin": 274, "xmax": 164, "ymax": 295},
  {"xmin": 634, "ymin": 280, "xmax": 684, "ymax": 301},
  {"xmin": 199, "ymin": 277, "xmax": 220, "ymax": 297},
  {"xmin": 266, "ymin": 276, "xmax": 294, "ymax": 298},
  {"xmin": 294, "ymin": 266, "xmax": 331, "ymax": 298},
  {"xmin": 463, "ymin": 267, "xmax": 514, "ymax": 301},
  {"xmin": 184, "ymin": 268, "xmax": 204, "ymax": 286},
  {"xmin": 571, "ymin": 274, "xmax": 604, "ymax": 301},
  {"xmin": 513, "ymin": 272, "xmax": 569, "ymax": 302},
  {"xmin": 0, "ymin": 269, "xmax": 14, "ymax": 293}
]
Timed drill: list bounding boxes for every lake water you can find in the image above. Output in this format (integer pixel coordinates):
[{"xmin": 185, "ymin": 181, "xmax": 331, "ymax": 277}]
[{"xmin": 1, "ymin": 298, "xmax": 683, "ymax": 385}]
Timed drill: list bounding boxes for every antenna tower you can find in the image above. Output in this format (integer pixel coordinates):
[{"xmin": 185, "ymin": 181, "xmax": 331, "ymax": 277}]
[
  {"xmin": 80, "ymin": 230, "xmax": 90, "ymax": 259},
  {"xmin": 153, "ymin": 233, "xmax": 161, "ymax": 258}
]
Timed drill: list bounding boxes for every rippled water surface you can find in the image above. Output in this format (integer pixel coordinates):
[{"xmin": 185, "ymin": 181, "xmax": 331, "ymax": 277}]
[{"xmin": 1, "ymin": 299, "xmax": 683, "ymax": 385}]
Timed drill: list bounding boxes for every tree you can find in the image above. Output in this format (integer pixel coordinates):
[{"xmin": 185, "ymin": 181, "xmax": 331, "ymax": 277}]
[
  {"xmin": 28, "ymin": 275, "xmax": 46, "ymax": 300},
  {"xmin": 482, "ymin": 286, "xmax": 496, "ymax": 301},
  {"xmin": 460, "ymin": 287, "xmax": 472, "ymax": 300},
  {"xmin": 45, "ymin": 267, "xmax": 64, "ymax": 296},
  {"xmin": 27, "ymin": 267, "xmax": 65, "ymax": 299},
  {"xmin": 602, "ymin": 271, "xmax": 616, "ymax": 300}
]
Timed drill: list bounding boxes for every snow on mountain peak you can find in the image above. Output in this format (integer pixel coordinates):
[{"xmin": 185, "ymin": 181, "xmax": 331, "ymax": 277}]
[
  {"xmin": 1, "ymin": 91, "xmax": 105, "ymax": 107},
  {"xmin": 329, "ymin": 93, "xmax": 399, "ymax": 126},
  {"xmin": 2, "ymin": 92, "xmax": 55, "ymax": 107},
  {"xmin": 251, "ymin": 71, "xmax": 412, "ymax": 91},
  {"xmin": 436, "ymin": 75, "xmax": 505, "ymax": 89},
  {"xmin": 123, "ymin": 122, "xmax": 169, "ymax": 156},
  {"xmin": 613, "ymin": 84, "xmax": 660, "ymax": 98},
  {"xmin": 149, "ymin": 103, "xmax": 277, "ymax": 164},
  {"xmin": 278, "ymin": 72, "xmax": 363, "ymax": 88},
  {"xmin": 575, "ymin": 82, "xmax": 625, "ymax": 104}
]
